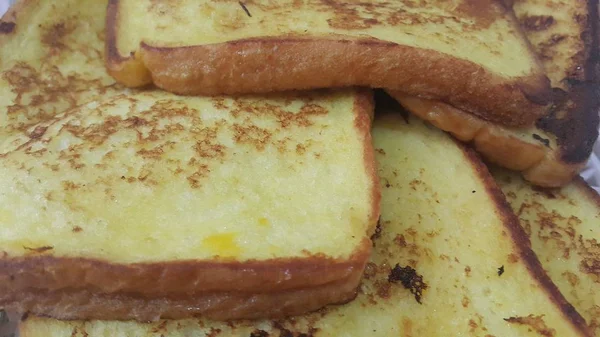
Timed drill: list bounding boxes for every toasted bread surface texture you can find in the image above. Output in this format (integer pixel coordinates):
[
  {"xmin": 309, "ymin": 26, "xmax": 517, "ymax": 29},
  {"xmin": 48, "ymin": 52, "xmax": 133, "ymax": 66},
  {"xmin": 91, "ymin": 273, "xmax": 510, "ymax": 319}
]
[
  {"xmin": 0, "ymin": 0, "xmax": 120, "ymax": 140},
  {"xmin": 494, "ymin": 168, "xmax": 600, "ymax": 335},
  {"xmin": 393, "ymin": 0, "xmax": 600, "ymax": 187},
  {"xmin": 17, "ymin": 112, "xmax": 590, "ymax": 337},
  {"xmin": 0, "ymin": 88, "xmax": 378, "ymax": 305},
  {"xmin": 106, "ymin": 0, "xmax": 550, "ymax": 127}
]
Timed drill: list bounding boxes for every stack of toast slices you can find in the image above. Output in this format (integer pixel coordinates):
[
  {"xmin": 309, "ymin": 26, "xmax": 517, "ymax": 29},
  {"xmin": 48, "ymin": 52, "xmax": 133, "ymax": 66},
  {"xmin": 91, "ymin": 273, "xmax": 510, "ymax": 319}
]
[{"xmin": 0, "ymin": 0, "xmax": 599, "ymax": 336}]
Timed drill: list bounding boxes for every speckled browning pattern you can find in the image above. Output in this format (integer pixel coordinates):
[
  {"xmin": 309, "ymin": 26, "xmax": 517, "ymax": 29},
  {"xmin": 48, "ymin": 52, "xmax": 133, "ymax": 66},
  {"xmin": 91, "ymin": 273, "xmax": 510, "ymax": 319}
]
[{"xmin": 495, "ymin": 168, "xmax": 600, "ymax": 335}]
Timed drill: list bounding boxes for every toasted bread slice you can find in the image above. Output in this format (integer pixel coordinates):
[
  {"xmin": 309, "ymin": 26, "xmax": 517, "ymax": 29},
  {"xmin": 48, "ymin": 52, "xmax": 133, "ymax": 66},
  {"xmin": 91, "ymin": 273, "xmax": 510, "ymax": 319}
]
[
  {"xmin": 0, "ymin": 0, "xmax": 120, "ymax": 140},
  {"xmin": 392, "ymin": 0, "xmax": 600, "ymax": 187},
  {"xmin": 494, "ymin": 168, "xmax": 600, "ymax": 335},
  {"xmin": 17, "ymin": 112, "xmax": 591, "ymax": 336},
  {"xmin": 105, "ymin": 0, "xmax": 551, "ymax": 127},
  {"xmin": 0, "ymin": 88, "xmax": 378, "ymax": 320}
]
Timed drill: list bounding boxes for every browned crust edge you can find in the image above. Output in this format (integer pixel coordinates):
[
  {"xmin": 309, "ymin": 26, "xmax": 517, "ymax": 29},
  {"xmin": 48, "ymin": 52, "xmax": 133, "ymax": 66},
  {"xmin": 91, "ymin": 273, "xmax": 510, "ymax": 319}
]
[
  {"xmin": 392, "ymin": 94, "xmax": 585, "ymax": 187},
  {"xmin": 139, "ymin": 39, "xmax": 549, "ymax": 127},
  {"xmin": 5, "ymin": 270, "xmax": 362, "ymax": 322},
  {"xmin": 0, "ymin": 238, "xmax": 371, "ymax": 296},
  {"xmin": 104, "ymin": 0, "xmax": 550, "ymax": 127},
  {"xmin": 457, "ymin": 142, "xmax": 592, "ymax": 337},
  {"xmin": 104, "ymin": 0, "xmax": 152, "ymax": 86},
  {"xmin": 354, "ymin": 88, "xmax": 380, "ymax": 235}
]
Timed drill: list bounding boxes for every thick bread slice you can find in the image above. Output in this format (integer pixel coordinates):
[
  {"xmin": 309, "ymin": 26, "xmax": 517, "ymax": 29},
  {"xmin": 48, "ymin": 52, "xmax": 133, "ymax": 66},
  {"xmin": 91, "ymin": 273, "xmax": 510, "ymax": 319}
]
[
  {"xmin": 0, "ymin": 88, "xmax": 378, "ymax": 314},
  {"xmin": 392, "ymin": 0, "xmax": 600, "ymax": 187},
  {"xmin": 0, "ymin": 0, "xmax": 119, "ymax": 140},
  {"xmin": 17, "ymin": 112, "xmax": 591, "ymax": 336},
  {"xmin": 106, "ymin": 0, "xmax": 551, "ymax": 127},
  {"xmin": 494, "ymin": 168, "xmax": 600, "ymax": 336}
]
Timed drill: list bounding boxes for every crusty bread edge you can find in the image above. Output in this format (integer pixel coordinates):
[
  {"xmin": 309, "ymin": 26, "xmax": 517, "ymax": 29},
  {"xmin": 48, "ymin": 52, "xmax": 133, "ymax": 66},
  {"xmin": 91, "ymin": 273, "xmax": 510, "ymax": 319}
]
[
  {"xmin": 354, "ymin": 88, "xmax": 381, "ymax": 236},
  {"xmin": 458, "ymin": 143, "xmax": 592, "ymax": 337},
  {"xmin": 8, "ymin": 269, "xmax": 363, "ymax": 322},
  {"xmin": 104, "ymin": 0, "xmax": 152, "ymax": 87},
  {"xmin": 104, "ymin": 0, "xmax": 550, "ymax": 127},
  {"xmin": 139, "ymin": 39, "xmax": 549, "ymax": 127},
  {"xmin": 392, "ymin": 94, "xmax": 584, "ymax": 187}
]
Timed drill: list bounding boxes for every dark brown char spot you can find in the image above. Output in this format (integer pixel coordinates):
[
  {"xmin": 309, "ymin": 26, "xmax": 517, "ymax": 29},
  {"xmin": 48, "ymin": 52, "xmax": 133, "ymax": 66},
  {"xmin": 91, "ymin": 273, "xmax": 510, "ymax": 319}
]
[
  {"xmin": 23, "ymin": 246, "xmax": 54, "ymax": 253},
  {"xmin": 504, "ymin": 315, "xmax": 556, "ymax": 337},
  {"xmin": 388, "ymin": 264, "xmax": 428, "ymax": 304},
  {"xmin": 0, "ymin": 22, "xmax": 16, "ymax": 34}
]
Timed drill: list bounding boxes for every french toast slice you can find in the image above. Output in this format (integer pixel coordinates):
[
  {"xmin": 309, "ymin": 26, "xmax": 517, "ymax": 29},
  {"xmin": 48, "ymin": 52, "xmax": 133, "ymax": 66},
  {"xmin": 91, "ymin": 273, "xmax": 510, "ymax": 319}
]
[
  {"xmin": 17, "ymin": 110, "xmax": 591, "ymax": 336},
  {"xmin": 0, "ymin": 88, "xmax": 379, "ymax": 320},
  {"xmin": 494, "ymin": 168, "xmax": 600, "ymax": 336},
  {"xmin": 106, "ymin": 0, "xmax": 551, "ymax": 127},
  {"xmin": 0, "ymin": 0, "xmax": 120, "ymax": 140},
  {"xmin": 392, "ymin": 0, "xmax": 600, "ymax": 187}
]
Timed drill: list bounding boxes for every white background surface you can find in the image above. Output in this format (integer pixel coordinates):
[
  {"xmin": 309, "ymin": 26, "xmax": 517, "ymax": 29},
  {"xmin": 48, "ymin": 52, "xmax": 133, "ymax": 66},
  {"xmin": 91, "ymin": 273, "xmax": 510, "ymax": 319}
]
[{"xmin": 0, "ymin": 0, "xmax": 599, "ymax": 193}]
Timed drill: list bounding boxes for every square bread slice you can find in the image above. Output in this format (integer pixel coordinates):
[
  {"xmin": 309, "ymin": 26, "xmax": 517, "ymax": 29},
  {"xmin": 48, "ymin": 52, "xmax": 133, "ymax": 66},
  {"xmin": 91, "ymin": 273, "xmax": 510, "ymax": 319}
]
[
  {"xmin": 16, "ymin": 108, "xmax": 591, "ymax": 337},
  {"xmin": 0, "ymin": 88, "xmax": 379, "ymax": 321},
  {"xmin": 105, "ymin": 0, "xmax": 551, "ymax": 127}
]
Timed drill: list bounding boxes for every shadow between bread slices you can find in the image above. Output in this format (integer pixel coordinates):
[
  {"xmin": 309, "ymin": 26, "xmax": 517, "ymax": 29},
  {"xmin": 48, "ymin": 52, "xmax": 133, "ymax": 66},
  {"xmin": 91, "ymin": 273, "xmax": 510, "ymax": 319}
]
[{"xmin": 105, "ymin": 0, "xmax": 552, "ymax": 127}]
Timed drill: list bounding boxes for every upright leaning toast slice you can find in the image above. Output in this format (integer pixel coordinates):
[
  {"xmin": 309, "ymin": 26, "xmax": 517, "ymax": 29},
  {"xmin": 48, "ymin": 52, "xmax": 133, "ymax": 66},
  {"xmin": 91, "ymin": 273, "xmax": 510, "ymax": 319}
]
[
  {"xmin": 494, "ymin": 168, "xmax": 600, "ymax": 336},
  {"xmin": 17, "ymin": 109, "xmax": 591, "ymax": 336},
  {"xmin": 393, "ymin": 0, "xmax": 600, "ymax": 187},
  {"xmin": 106, "ymin": 0, "xmax": 550, "ymax": 127},
  {"xmin": 0, "ymin": 88, "xmax": 379, "ymax": 321}
]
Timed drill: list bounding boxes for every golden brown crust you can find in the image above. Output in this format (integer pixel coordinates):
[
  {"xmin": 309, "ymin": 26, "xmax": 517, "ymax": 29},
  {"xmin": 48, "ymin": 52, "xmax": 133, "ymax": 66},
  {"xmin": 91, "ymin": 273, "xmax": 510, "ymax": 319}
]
[
  {"xmin": 457, "ymin": 143, "xmax": 593, "ymax": 337},
  {"xmin": 354, "ymin": 89, "xmax": 381, "ymax": 235},
  {"xmin": 3, "ymin": 271, "xmax": 361, "ymax": 322},
  {"xmin": 394, "ymin": 94, "xmax": 581, "ymax": 187},
  {"xmin": 104, "ymin": 0, "xmax": 151, "ymax": 87},
  {"xmin": 127, "ymin": 38, "xmax": 549, "ymax": 127},
  {"xmin": 0, "ymin": 238, "xmax": 371, "ymax": 296}
]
